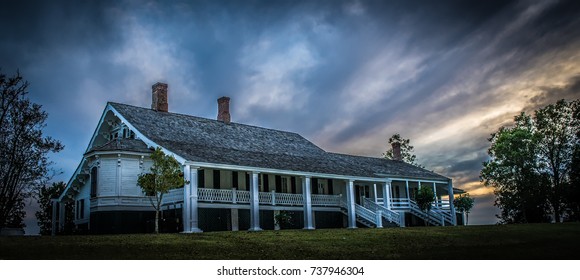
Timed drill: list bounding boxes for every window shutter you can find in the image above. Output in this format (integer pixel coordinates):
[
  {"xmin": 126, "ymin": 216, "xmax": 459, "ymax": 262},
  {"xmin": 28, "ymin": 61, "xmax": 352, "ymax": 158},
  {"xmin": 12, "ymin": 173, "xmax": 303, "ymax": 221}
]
[
  {"xmin": 245, "ymin": 173, "xmax": 250, "ymax": 190},
  {"xmin": 232, "ymin": 171, "xmax": 238, "ymax": 189},
  {"xmin": 90, "ymin": 167, "xmax": 98, "ymax": 198},
  {"xmin": 290, "ymin": 177, "xmax": 296, "ymax": 193},
  {"xmin": 198, "ymin": 169, "xmax": 205, "ymax": 188},
  {"xmin": 263, "ymin": 174, "xmax": 269, "ymax": 192},
  {"xmin": 275, "ymin": 175, "xmax": 282, "ymax": 192},
  {"xmin": 328, "ymin": 179, "xmax": 334, "ymax": 195},
  {"xmin": 213, "ymin": 170, "xmax": 221, "ymax": 189},
  {"xmin": 312, "ymin": 178, "xmax": 319, "ymax": 194}
]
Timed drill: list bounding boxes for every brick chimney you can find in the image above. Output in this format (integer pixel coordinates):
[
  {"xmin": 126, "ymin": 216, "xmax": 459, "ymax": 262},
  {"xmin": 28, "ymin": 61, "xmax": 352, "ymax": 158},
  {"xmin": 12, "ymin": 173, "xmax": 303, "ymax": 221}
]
[
  {"xmin": 151, "ymin": 82, "xmax": 168, "ymax": 112},
  {"xmin": 217, "ymin": 96, "xmax": 231, "ymax": 124},
  {"xmin": 392, "ymin": 142, "xmax": 402, "ymax": 161}
]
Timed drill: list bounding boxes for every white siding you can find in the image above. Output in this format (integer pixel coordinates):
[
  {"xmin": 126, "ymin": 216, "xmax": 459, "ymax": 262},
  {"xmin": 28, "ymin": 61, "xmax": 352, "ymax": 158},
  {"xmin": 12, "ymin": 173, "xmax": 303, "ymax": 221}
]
[
  {"xmin": 121, "ymin": 158, "xmax": 141, "ymax": 196},
  {"xmin": 98, "ymin": 158, "xmax": 117, "ymax": 196}
]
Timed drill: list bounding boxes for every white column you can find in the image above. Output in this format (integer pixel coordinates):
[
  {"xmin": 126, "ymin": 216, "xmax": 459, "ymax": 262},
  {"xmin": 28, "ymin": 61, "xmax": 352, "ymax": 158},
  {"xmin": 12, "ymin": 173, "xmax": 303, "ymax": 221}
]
[
  {"xmin": 372, "ymin": 184, "xmax": 378, "ymax": 203},
  {"xmin": 448, "ymin": 180, "xmax": 456, "ymax": 225},
  {"xmin": 346, "ymin": 180, "xmax": 356, "ymax": 229},
  {"xmin": 51, "ymin": 199, "xmax": 58, "ymax": 236},
  {"xmin": 432, "ymin": 182, "xmax": 438, "ymax": 208},
  {"xmin": 249, "ymin": 172, "xmax": 262, "ymax": 231},
  {"xmin": 405, "ymin": 180, "xmax": 410, "ymax": 202},
  {"xmin": 383, "ymin": 180, "xmax": 392, "ymax": 210},
  {"xmin": 302, "ymin": 176, "xmax": 314, "ymax": 230},
  {"xmin": 183, "ymin": 165, "xmax": 202, "ymax": 233}
]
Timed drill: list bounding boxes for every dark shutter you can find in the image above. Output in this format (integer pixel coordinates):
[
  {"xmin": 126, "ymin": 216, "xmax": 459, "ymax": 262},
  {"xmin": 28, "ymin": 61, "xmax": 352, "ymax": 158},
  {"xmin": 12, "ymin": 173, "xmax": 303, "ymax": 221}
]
[
  {"xmin": 198, "ymin": 169, "xmax": 205, "ymax": 188},
  {"xmin": 80, "ymin": 199, "xmax": 85, "ymax": 219},
  {"xmin": 90, "ymin": 167, "xmax": 98, "ymax": 198},
  {"xmin": 245, "ymin": 173, "xmax": 250, "ymax": 190},
  {"xmin": 275, "ymin": 175, "xmax": 282, "ymax": 192},
  {"xmin": 328, "ymin": 179, "xmax": 334, "ymax": 195},
  {"xmin": 312, "ymin": 178, "xmax": 319, "ymax": 194},
  {"xmin": 213, "ymin": 170, "xmax": 221, "ymax": 189},
  {"xmin": 263, "ymin": 174, "xmax": 269, "ymax": 192},
  {"xmin": 232, "ymin": 171, "xmax": 238, "ymax": 189},
  {"xmin": 291, "ymin": 177, "xmax": 296, "ymax": 193}
]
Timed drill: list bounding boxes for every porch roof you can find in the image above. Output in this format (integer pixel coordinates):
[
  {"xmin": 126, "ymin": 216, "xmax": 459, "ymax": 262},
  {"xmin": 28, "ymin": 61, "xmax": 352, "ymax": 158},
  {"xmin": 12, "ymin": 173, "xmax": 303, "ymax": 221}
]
[{"xmin": 110, "ymin": 102, "xmax": 449, "ymax": 181}]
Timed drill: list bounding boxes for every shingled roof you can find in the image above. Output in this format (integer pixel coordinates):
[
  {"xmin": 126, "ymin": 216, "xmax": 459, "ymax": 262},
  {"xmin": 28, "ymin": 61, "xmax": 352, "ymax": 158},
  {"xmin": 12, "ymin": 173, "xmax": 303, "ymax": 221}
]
[{"xmin": 109, "ymin": 102, "xmax": 448, "ymax": 181}]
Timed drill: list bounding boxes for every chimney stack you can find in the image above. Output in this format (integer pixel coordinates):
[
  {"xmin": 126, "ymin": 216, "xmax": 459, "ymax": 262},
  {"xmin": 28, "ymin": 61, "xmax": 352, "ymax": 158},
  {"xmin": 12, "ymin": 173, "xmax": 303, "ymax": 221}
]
[
  {"xmin": 217, "ymin": 97, "xmax": 231, "ymax": 124},
  {"xmin": 151, "ymin": 82, "xmax": 168, "ymax": 112},
  {"xmin": 392, "ymin": 142, "xmax": 402, "ymax": 161}
]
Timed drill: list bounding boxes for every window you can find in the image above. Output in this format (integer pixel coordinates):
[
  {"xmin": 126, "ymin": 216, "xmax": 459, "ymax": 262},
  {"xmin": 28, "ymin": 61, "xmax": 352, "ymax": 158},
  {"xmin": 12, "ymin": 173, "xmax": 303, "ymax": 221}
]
[
  {"xmin": 76, "ymin": 199, "xmax": 85, "ymax": 220},
  {"xmin": 318, "ymin": 183, "xmax": 325, "ymax": 195},
  {"xmin": 90, "ymin": 167, "xmax": 98, "ymax": 198},
  {"xmin": 281, "ymin": 177, "xmax": 289, "ymax": 193}
]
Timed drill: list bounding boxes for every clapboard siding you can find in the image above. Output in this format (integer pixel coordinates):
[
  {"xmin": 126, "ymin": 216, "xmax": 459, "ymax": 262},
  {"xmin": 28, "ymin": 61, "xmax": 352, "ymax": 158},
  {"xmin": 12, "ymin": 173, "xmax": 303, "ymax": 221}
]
[
  {"xmin": 121, "ymin": 158, "xmax": 141, "ymax": 196},
  {"xmin": 98, "ymin": 158, "xmax": 117, "ymax": 196}
]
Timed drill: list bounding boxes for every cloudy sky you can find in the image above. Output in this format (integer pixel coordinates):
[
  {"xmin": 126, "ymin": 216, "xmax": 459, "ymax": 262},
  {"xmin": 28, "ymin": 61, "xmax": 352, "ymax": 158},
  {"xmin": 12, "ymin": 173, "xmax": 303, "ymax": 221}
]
[{"xmin": 1, "ymin": 0, "xmax": 579, "ymax": 233}]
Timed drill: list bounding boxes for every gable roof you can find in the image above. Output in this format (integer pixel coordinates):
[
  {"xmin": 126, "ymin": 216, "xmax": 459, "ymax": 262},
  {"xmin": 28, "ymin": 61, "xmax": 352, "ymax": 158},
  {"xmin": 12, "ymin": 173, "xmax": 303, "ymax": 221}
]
[{"xmin": 109, "ymin": 102, "xmax": 449, "ymax": 181}]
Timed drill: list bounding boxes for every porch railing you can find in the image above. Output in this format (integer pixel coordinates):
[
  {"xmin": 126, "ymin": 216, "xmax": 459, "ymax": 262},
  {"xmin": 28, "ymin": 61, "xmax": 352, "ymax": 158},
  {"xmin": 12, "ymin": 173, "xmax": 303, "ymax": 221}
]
[
  {"xmin": 362, "ymin": 198, "xmax": 400, "ymax": 226},
  {"xmin": 162, "ymin": 187, "xmax": 341, "ymax": 207}
]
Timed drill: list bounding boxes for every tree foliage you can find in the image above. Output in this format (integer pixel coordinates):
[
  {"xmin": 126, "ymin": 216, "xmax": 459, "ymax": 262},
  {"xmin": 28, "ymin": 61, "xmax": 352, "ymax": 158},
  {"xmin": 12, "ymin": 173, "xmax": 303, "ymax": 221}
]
[
  {"xmin": 35, "ymin": 181, "xmax": 73, "ymax": 235},
  {"xmin": 383, "ymin": 133, "xmax": 423, "ymax": 167},
  {"xmin": 415, "ymin": 187, "xmax": 434, "ymax": 226},
  {"xmin": 0, "ymin": 70, "xmax": 63, "ymax": 228},
  {"xmin": 481, "ymin": 99, "xmax": 579, "ymax": 224},
  {"xmin": 454, "ymin": 193, "xmax": 475, "ymax": 225},
  {"xmin": 137, "ymin": 147, "xmax": 186, "ymax": 233}
]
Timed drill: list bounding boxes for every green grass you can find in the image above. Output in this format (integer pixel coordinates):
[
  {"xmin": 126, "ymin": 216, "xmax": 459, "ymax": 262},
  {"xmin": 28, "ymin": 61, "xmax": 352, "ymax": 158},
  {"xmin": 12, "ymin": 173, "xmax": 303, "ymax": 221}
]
[{"xmin": 2, "ymin": 223, "xmax": 580, "ymax": 259}]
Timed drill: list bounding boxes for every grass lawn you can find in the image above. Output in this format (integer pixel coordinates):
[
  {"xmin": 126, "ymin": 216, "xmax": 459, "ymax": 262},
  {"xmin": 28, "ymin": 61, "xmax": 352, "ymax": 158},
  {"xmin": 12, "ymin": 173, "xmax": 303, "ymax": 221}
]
[{"xmin": 1, "ymin": 223, "xmax": 579, "ymax": 260}]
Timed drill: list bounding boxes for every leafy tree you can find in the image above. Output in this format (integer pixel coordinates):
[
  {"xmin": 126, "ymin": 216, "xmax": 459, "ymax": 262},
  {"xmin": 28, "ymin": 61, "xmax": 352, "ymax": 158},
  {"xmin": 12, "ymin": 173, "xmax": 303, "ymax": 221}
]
[
  {"xmin": 481, "ymin": 113, "xmax": 551, "ymax": 223},
  {"xmin": 0, "ymin": 70, "xmax": 63, "ymax": 229},
  {"xmin": 35, "ymin": 182, "xmax": 74, "ymax": 235},
  {"xmin": 274, "ymin": 210, "xmax": 293, "ymax": 229},
  {"xmin": 383, "ymin": 133, "xmax": 423, "ymax": 167},
  {"xmin": 535, "ymin": 99, "xmax": 579, "ymax": 222},
  {"xmin": 415, "ymin": 187, "xmax": 435, "ymax": 226},
  {"xmin": 481, "ymin": 100, "xmax": 580, "ymax": 223},
  {"xmin": 137, "ymin": 147, "xmax": 186, "ymax": 234},
  {"xmin": 454, "ymin": 193, "xmax": 475, "ymax": 225}
]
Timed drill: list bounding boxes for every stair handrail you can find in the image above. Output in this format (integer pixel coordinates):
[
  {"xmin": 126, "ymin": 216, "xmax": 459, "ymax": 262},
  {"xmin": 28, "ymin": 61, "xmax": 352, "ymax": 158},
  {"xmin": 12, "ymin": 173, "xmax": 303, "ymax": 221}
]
[{"xmin": 362, "ymin": 198, "xmax": 400, "ymax": 226}]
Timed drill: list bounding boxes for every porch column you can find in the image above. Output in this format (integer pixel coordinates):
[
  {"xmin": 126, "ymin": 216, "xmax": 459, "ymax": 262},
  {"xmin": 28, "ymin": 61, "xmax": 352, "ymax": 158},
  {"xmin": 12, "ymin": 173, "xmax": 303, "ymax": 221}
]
[
  {"xmin": 372, "ymin": 184, "xmax": 378, "ymax": 204},
  {"xmin": 51, "ymin": 199, "xmax": 58, "ymax": 236},
  {"xmin": 346, "ymin": 179, "xmax": 356, "ymax": 229},
  {"xmin": 405, "ymin": 180, "xmax": 410, "ymax": 202},
  {"xmin": 302, "ymin": 176, "xmax": 314, "ymax": 230},
  {"xmin": 249, "ymin": 171, "xmax": 262, "ymax": 231},
  {"xmin": 432, "ymin": 182, "xmax": 438, "ymax": 208},
  {"xmin": 58, "ymin": 201, "xmax": 65, "ymax": 232},
  {"xmin": 448, "ymin": 179, "xmax": 456, "ymax": 225},
  {"xmin": 183, "ymin": 165, "xmax": 202, "ymax": 233},
  {"xmin": 383, "ymin": 180, "xmax": 392, "ymax": 210}
]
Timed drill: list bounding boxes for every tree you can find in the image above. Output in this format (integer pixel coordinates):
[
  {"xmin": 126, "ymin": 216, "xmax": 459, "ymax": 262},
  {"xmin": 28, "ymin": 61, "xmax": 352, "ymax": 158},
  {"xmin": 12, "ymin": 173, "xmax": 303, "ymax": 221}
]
[
  {"xmin": 0, "ymin": 70, "xmax": 63, "ymax": 229},
  {"xmin": 481, "ymin": 113, "xmax": 551, "ymax": 223},
  {"xmin": 383, "ymin": 133, "xmax": 423, "ymax": 167},
  {"xmin": 481, "ymin": 99, "xmax": 580, "ymax": 224},
  {"xmin": 415, "ymin": 187, "xmax": 435, "ymax": 226},
  {"xmin": 137, "ymin": 147, "xmax": 186, "ymax": 234},
  {"xmin": 35, "ymin": 182, "xmax": 73, "ymax": 235},
  {"xmin": 535, "ymin": 99, "xmax": 579, "ymax": 222},
  {"xmin": 453, "ymin": 193, "xmax": 475, "ymax": 225}
]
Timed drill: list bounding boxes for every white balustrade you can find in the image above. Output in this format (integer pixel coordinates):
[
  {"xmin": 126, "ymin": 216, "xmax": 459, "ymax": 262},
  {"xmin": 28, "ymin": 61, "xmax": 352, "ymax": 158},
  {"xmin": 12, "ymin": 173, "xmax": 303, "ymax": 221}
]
[
  {"xmin": 311, "ymin": 194, "xmax": 342, "ymax": 206},
  {"xmin": 198, "ymin": 188, "xmax": 233, "ymax": 203},
  {"xmin": 274, "ymin": 192, "xmax": 303, "ymax": 205}
]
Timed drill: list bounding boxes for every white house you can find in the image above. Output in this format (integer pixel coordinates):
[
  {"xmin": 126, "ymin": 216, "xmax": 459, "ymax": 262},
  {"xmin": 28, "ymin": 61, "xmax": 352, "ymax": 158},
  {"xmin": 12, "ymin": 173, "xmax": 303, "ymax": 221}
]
[{"xmin": 52, "ymin": 83, "xmax": 461, "ymax": 234}]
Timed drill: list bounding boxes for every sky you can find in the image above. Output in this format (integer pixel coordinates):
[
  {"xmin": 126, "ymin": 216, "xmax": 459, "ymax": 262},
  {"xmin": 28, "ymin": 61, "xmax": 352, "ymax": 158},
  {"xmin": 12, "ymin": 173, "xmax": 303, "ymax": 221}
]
[{"xmin": 1, "ymin": 0, "xmax": 579, "ymax": 234}]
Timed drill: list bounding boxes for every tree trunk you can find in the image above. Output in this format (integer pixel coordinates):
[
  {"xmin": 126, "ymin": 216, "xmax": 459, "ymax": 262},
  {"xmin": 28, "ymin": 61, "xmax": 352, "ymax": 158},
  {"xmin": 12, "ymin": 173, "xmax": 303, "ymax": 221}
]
[
  {"xmin": 466, "ymin": 213, "xmax": 469, "ymax": 226},
  {"xmin": 155, "ymin": 209, "xmax": 159, "ymax": 234}
]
